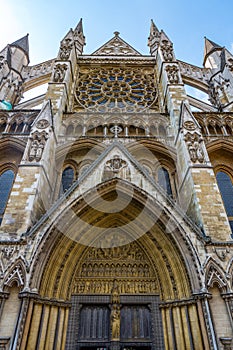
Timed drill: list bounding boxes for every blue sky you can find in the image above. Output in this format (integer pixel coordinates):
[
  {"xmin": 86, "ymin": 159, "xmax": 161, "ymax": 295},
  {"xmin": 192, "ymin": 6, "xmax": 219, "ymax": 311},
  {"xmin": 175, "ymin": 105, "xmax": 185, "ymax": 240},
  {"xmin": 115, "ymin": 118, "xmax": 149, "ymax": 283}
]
[{"xmin": 1, "ymin": 0, "xmax": 232, "ymax": 67}]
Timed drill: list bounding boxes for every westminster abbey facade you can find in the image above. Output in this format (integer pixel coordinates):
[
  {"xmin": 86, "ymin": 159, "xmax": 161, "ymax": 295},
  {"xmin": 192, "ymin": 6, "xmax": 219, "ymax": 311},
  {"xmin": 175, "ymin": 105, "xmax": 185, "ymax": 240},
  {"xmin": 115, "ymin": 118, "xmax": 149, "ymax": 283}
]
[{"xmin": 0, "ymin": 19, "xmax": 233, "ymax": 350}]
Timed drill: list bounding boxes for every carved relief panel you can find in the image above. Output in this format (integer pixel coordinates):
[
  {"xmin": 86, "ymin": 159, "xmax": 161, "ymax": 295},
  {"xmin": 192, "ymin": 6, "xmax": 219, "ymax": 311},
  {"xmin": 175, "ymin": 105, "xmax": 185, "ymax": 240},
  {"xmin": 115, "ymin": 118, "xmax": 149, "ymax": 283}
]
[{"xmin": 72, "ymin": 241, "xmax": 158, "ymax": 295}]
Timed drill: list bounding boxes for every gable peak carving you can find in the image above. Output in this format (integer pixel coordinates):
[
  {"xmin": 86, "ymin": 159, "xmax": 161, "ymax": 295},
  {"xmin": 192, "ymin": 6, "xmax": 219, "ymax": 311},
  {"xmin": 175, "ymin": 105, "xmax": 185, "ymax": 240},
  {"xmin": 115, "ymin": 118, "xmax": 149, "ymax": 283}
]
[{"xmin": 92, "ymin": 32, "xmax": 141, "ymax": 56}]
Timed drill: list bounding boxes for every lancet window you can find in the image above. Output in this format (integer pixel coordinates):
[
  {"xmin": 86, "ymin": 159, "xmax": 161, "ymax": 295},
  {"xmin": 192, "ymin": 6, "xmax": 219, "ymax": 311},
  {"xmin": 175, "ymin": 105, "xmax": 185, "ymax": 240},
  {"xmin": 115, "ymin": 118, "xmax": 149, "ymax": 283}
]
[
  {"xmin": 216, "ymin": 171, "xmax": 233, "ymax": 234},
  {"xmin": 0, "ymin": 169, "xmax": 15, "ymax": 224}
]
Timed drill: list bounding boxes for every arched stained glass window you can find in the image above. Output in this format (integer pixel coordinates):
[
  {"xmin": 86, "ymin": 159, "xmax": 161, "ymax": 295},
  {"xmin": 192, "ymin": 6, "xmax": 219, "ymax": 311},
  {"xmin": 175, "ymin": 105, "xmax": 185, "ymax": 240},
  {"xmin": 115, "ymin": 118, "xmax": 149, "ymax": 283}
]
[
  {"xmin": 61, "ymin": 166, "xmax": 75, "ymax": 193},
  {"xmin": 158, "ymin": 167, "xmax": 172, "ymax": 197},
  {"xmin": 216, "ymin": 171, "xmax": 233, "ymax": 234},
  {"xmin": 0, "ymin": 170, "xmax": 15, "ymax": 224}
]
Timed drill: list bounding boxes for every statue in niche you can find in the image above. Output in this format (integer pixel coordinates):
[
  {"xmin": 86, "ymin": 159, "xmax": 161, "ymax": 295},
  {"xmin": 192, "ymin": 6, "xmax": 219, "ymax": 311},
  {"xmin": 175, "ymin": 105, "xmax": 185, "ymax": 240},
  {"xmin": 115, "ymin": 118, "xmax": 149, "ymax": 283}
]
[
  {"xmin": 195, "ymin": 141, "xmax": 204, "ymax": 163},
  {"xmin": 29, "ymin": 139, "xmax": 39, "ymax": 161},
  {"xmin": 28, "ymin": 131, "xmax": 48, "ymax": 162},
  {"xmin": 35, "ymin": 142, "xmax": 45, "ymax": 161}
]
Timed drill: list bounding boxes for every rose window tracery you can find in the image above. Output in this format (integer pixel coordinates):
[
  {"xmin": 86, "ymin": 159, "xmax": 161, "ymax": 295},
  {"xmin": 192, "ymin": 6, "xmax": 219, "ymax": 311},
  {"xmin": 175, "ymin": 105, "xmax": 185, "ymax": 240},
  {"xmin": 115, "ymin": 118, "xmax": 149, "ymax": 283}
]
[{"xmin": 74, "ymin": 67, "xmax": 158, "ymax": 112}]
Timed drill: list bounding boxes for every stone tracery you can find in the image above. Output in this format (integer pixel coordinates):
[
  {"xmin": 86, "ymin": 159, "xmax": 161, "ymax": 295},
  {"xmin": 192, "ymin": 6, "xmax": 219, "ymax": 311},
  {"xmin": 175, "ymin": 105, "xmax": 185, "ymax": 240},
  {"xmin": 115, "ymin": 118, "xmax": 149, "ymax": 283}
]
[{"xmin": 74, "ymin": 67, "xmax": 158, "ymax": 112}]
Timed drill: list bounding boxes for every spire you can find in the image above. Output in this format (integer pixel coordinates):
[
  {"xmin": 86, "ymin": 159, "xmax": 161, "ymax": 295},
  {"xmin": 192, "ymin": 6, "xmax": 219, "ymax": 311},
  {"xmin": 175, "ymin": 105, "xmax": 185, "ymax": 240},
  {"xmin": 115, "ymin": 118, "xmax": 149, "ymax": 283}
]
[
  {"xmin": 148, "ymin": 19, "xmax": 161, "ymax": 55},
  {"xmin": 203, "ymin": 37, "xmax": 222, "ymax": 64},
  {"xmin": 10, "ymin": 34, "xmax": 29, "ymax": 58}
]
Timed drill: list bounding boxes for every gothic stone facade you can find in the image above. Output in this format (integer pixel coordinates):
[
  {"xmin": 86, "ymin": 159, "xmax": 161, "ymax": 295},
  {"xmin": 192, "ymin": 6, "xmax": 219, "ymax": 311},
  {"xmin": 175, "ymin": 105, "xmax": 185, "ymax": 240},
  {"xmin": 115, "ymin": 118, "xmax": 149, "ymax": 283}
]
[{"xmin": 0, "ymin": 19, "xmax": 233, "ymax": 350}]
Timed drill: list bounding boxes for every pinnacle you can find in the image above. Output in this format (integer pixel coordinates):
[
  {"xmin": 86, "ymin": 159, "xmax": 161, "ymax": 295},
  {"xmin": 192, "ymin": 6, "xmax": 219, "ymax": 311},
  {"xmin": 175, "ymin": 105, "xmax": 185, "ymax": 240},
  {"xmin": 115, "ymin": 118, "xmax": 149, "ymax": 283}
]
[
  {"xmin": 160, "ymin": 29, "xmax": 172, "ymax": 43},
  {"xmin": 150, "ymin": 19, "xmax": 159, "ymax": 34},
  {"xmin": 74, "ymin": 18, "xmax": 83, "ymax": 34}
]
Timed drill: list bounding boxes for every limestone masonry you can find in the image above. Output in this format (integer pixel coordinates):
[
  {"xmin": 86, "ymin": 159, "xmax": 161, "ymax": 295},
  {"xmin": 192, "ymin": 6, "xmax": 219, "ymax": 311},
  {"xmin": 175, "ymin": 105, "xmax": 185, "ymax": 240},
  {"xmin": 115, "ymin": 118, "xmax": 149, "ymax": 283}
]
[{"xmin": 0, "ymin": 19, "xmax": 233, "ymax": 350}]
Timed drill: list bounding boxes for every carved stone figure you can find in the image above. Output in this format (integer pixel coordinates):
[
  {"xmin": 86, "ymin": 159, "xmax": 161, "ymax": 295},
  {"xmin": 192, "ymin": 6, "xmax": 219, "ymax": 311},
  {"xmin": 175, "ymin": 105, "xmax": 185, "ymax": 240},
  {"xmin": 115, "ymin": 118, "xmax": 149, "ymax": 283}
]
[
  {"xmin": 0, "ymin": 56, "xmax": 4, "ymax": 70},
  {"xmin": 111, "ymin": 305, "xmax": 120, "ymax": 340},
  {"xmin": 208, "ymin": 80, "xmax": 220, "ymax": 106},
  {"xmin": 59, "ymin": 39, "xmax": 73, "ymax": 60},
  {"xmin": 53, "ymin": 64, "xmax": 67, "ymax": 82},
  {"xmin": 29, "ymin": 139, "xmax": 39, "ymax": 161},
  {"xmin": 185, "ymin": 134, "xmax": 205, "ymax": 163},
  {"xmin": 165, "ymin": 65, "xmax": 179, "ymax": 83},
  {"xmin": 161, "ymin": 40, "xmax": 173, "ymax": 61},
  {"xmin": 28, "ymin": 131, "xmax": 48, "ymax": 162},
  {"xmin": 102, "ymin": 154, "xmax": 130, "ymax": 181},
  {"xmin": 228, "ymin": 58, "xmax": 233, "ymax": 71},
  {"xmin": 195, "ymin": 141, "xmax": 204, "ymax": 163},
  {"xmin": 35, "ymin": 142, "xmax": 45, "ymax": 161}
]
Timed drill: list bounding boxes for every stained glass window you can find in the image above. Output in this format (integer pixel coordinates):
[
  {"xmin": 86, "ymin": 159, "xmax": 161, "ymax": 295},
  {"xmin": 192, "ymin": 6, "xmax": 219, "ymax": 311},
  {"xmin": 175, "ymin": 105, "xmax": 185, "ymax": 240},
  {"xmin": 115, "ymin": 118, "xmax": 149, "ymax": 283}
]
[
  {"xmin": 216, "ymin": 171, "xmax": 233, "ymax": 234},
  {"xmin": 158, "ymin": 167, "xmax": 172, "ymax": 197},
  {"xmin": 0, "ymin": 170, "xmax": 15, "ymax": 224},
  {"xmin": 61, "ymin": 166, "xmax": 75, "ymax": 193}
]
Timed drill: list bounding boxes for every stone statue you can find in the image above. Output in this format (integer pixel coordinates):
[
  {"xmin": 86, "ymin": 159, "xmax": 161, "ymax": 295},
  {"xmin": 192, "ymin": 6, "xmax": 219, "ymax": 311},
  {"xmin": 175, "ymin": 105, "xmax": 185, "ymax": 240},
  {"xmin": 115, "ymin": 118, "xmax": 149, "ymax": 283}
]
[
  {"xmin": 111, "ymin": 305, "xmax": 120, "ymax": 340},
  {"xmin": 29, "ymin": 140, "xmax": 39, "ymax": 161}
]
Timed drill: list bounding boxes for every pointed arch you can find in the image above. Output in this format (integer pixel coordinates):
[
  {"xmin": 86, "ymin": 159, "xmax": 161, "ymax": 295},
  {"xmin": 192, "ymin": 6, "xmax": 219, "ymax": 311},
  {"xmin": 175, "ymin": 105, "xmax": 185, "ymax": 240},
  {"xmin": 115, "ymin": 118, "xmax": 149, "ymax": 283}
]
[
  {"xmin": 4, "ymin": 259, "xmax": 26, "ymax": 289},
  {"xmin": 27, "ymin": 179, "xmax": 203, "ymax": 302},
  {"xmin": 205, "ymin": 259, "xmax": 228, "ymax": 292}
]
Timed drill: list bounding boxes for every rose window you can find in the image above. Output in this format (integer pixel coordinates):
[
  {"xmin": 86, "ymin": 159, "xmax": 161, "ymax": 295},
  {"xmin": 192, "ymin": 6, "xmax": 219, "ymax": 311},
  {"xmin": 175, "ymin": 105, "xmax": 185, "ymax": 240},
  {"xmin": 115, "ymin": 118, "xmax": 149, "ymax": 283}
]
[{"xmin": 74, "ymin": 67, "xmax": 158, "ymax": 112}]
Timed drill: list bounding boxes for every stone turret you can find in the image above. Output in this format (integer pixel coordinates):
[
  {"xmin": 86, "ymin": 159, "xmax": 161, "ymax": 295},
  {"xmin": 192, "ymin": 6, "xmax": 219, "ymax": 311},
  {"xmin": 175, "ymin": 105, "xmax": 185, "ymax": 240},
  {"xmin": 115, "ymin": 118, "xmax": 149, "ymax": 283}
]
[
  {"xmin": 1, "ymin": 100, "xmax": 55, "ymax": 236},
  {"xmin": 0, "ymin": 20, "xmax": 86, "ymax": 236},
  {"xmin": 203, "ymin": 37, "xmax": 233, "ymax": 111},
  {"xmin": 149, "ymin": 21, "xmax": 232, "ymax": 241},
  {"xmin": 46, "ymin": 18, "xmax": 85, "ymax": 132},
  {"xmin": 0, "ymin": 34, "xmax": 29, "ymax": 105}
]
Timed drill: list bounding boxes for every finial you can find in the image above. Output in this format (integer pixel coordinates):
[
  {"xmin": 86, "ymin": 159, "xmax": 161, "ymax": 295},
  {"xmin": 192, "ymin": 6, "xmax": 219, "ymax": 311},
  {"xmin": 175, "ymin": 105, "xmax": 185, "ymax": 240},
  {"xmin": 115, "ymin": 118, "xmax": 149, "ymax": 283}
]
[{"xmin": 114, "ymin": 31, "xmax": 120, "ymax": 37}]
